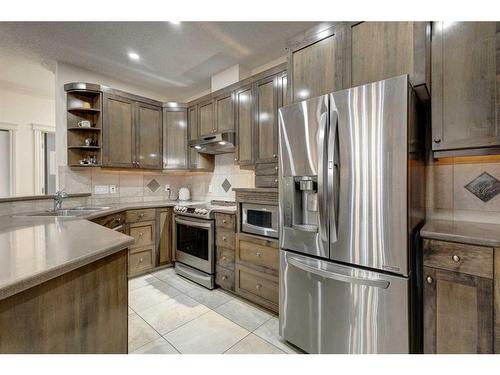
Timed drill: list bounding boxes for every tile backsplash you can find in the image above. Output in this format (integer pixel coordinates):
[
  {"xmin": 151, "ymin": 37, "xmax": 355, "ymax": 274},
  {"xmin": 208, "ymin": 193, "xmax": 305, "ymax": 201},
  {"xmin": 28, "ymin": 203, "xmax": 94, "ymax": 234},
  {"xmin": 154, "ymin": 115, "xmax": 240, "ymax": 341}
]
[
  {"xmin": 426, "ymin": 157, "xmax": 500, "ymax": 224},
  {"xmin": 58, "ymin": 153, "xmax": 254, "ymax": 205}
]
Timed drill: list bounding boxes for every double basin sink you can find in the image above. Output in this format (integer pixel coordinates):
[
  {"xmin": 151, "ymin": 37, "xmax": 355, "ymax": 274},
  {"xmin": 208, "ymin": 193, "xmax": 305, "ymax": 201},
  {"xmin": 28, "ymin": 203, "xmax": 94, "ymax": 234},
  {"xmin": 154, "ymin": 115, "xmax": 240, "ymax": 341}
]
[{"xmin": 18, "ymin": 206, "xmax": 111, "ymax": 217}]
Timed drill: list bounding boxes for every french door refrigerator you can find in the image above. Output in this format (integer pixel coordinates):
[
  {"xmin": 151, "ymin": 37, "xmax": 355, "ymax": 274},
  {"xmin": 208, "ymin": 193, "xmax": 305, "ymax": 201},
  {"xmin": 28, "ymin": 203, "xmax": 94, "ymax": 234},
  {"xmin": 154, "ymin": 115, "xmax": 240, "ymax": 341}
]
[{"xmin": 278, "ymin": 75, "xmax": 425, "ymax": 354}]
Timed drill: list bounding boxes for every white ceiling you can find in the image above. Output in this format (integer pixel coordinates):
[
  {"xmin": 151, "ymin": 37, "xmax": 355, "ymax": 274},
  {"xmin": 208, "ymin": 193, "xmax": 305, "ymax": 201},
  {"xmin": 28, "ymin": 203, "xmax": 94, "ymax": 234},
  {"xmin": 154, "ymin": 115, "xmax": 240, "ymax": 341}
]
[{"xmin": 0, "ymin": 22, "xmax": 317, "ymax": 100}]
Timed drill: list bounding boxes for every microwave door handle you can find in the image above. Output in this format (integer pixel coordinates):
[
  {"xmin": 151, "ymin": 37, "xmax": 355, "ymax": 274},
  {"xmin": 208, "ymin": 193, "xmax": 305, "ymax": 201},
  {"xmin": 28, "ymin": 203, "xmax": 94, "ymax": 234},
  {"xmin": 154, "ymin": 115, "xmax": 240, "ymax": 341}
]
[
  {"xmin": 287, "ymin": 256, "xmax": 390, "ymax": 289},
  {"xmin": 317, "ymin": 111, "xmax": 329, "ymax": 244}
]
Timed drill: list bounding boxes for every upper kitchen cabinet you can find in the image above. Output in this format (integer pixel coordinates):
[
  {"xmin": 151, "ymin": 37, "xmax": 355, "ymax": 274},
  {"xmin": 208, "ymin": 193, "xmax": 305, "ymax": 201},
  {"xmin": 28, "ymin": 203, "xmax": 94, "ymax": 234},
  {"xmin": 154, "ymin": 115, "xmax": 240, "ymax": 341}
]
[
  {"xmin": 288, "ymin": 24, "xmax": 341, "ymax": 103},
  {"xmin": 163, "ymin": 105, "xmax": 188, "ymax": 170},
  {"xmin": 214, "ymin": 91, "xmax": 235, "ymax": 133},
  {"xmin": 187, "ymin": 104, "xmax": 214, "ymax": 171},
  {"xmin": 431, "ymin": 22, "xmax": 500, "ymax": 157},
  {"xmin": 102, "ymin": 91, "xmax": 163, "ymax": 169},
  {"xmin": 343, "ymin": 22, "xmax": 430, "ymax": 95},
  {"xmin": 235, "ymin": 84, "xmax": 254, "ymax": 166},
  {"xmin": 254, "ymin": 74, "xmax": 279, "ymax": 164},
  {"xmin": 136, "ymin": 102, "xmax": 162, "ymax": 169},
  {"xmin": 102, "ymin": 93, "xmax": 136, "ymax": 168},
  {"xmin": 198, "ymin": 99, "xmax": 215, "ymax": 137}
]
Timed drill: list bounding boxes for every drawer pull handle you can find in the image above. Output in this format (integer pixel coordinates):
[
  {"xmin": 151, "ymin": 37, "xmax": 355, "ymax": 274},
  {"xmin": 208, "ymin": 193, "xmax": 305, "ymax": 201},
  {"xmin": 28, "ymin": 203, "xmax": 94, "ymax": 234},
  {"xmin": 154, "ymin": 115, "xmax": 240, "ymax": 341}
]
[
  {"xmin": 222, "ymin": 275, "xmax": 228, "ymax": 281},
  {"xmin": 222, "ymin": 236, "xmax": 227, "ymax": 241},
  {"xmin": 452, "ymin": 255, "xmax": 461, "ymax": 263},
  {"xmin": 222, "ymin": 256, "xmax": 227, "ymax": 261},
  {"xmin": 426, "ymin": 276, "xmax": 433, "ymax": 284},
  {"xmin": 255, "ymin": 283, "xmax": 262, "ymax": 290},
  {"xmin": 139, "ymin": 258, "xmax": 143, "ymax": 263},
  {"xmin": 273, "ymin": 154, "xmax": 277, "ymax": 158},
  {"xmin": 139, "ymin": 232, "xmax": 144, "ymax": 237},
  {"xmin": 275, "ymin": 166, "xmax": 278, "ymax": 171},
  {"xmin": 274, "ymin": 178, "xmax": 278, "ymax": 183},
  {"xmin": 256, "ymin": 252, "xmax": 262, "ymax": 257},
  {"xmin": 139, "ymin": 213, "xmax": 144, "ymax": 218},
  {"xmin": 222, "ymin": 219, "xmax": 227, "ymax": 224},
  {"xmin": 114, "ymin": 217, "xmax": 121, "ymax": 222}
]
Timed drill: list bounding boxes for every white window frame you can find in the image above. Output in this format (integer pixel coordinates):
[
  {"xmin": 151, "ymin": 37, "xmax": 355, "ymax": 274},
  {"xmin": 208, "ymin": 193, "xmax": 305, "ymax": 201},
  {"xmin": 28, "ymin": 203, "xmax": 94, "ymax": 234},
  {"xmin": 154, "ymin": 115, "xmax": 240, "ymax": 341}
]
[
  {"xmin": 0, "ymin": 122, "xmax": 18, "ymax": 196},
  {"xmin": 32, "ymin": 123, "xmax": 56, "ymax": 195}
]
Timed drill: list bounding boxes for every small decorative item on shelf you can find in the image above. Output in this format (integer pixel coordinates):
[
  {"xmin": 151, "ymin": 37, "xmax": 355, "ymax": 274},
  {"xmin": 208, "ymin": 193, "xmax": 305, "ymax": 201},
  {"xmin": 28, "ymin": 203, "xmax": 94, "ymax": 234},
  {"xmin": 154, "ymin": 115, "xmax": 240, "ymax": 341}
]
[
  {"xmin": 78, "ymin": 120, "xmax": 92, "ymax": 128},
  {"xmin": 79, "ymin": 155, "xmax": 98, "ymax": 165},
  {"xmin": 84, "ymin": 138, "xmax": 97, "ymax": 146},
  {"xmin": 82, "ymin": 102, "xmax": 91, "ymax": 109}
]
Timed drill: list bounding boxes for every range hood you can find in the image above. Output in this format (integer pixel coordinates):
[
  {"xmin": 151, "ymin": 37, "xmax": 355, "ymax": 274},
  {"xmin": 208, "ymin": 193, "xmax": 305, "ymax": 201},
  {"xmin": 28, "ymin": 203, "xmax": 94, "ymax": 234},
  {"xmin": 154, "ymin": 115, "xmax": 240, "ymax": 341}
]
[{"xmin": 188, "ymin": 131, "xmax": 236, "ymax": 154}]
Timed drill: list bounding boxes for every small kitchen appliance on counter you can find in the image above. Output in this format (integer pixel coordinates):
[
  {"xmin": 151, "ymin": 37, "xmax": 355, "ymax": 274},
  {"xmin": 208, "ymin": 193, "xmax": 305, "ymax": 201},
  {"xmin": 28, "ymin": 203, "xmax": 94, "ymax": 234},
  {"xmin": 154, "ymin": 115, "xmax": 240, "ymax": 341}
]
[{"xmin": 178, "ymin": 187, "xmax": 191, "ymax": 201}]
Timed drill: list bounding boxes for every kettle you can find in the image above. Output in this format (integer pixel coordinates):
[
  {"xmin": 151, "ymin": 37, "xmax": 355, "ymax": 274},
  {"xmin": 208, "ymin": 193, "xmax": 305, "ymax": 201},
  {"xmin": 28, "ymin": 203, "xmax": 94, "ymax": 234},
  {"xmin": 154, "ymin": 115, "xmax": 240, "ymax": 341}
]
[{"xmin": 178, "ymin": 187, "xmax": 191, "ymax": 201}]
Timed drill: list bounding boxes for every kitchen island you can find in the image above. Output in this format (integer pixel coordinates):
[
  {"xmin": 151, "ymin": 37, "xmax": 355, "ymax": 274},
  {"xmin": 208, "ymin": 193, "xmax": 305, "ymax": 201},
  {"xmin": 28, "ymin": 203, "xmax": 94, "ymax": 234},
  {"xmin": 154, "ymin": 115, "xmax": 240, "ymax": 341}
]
[{"xmin": 0, "ymin": 217, "xmax": 134, "ymax": 353}]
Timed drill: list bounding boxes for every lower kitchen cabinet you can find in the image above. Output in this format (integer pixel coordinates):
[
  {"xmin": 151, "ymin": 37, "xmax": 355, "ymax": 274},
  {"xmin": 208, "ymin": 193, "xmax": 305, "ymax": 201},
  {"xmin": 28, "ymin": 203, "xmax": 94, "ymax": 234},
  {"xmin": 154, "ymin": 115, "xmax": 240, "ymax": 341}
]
[
  {"xmin": 214, "ymin": 213, "xmax": 236, "ymax": 292},
  {"xmin": 423, "ymin": 239, "xmax": 495, "ymax": 353},
  {"xmin": 157, "ymin": 207, "xmax": 173, "ymax": 265}
]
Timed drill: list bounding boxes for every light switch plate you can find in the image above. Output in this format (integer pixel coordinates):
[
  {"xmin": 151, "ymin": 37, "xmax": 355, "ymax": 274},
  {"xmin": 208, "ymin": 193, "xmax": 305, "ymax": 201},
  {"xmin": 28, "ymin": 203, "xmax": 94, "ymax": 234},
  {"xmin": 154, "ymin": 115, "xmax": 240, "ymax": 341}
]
[
  {"xmin": 208, "ymin": 184, "xmax": 213, "ymax": 193},
  {"xmin": 109, "ymin": 185, "xmax": 117, "ymax": 194},
  {"xmin": 94, "ymin": 185, "xmax": 109, "ymax": 194}
]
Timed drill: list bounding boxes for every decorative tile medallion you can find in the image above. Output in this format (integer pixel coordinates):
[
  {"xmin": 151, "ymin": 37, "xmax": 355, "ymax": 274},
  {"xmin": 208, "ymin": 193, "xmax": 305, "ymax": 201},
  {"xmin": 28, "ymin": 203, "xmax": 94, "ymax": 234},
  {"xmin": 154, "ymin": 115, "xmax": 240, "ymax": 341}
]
[
  {"xmin": 146, "ymin": 178, "xmax": 161, "ymax": 193},
  {"xmin": 221, "ymin": 178, "xmax": 232, "ymax": 193},
  {"xmin": 464, "ymin": 172, "xmax": 500, "ymax": 202}
]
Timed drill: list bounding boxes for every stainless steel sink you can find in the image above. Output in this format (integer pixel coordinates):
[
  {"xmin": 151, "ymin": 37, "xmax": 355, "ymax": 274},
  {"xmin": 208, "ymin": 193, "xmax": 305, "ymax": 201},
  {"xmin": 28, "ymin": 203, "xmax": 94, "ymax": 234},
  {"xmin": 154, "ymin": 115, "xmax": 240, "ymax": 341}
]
[{"xmin": 16, "ymin": 207, "xmax": 111, "ymax": 217}]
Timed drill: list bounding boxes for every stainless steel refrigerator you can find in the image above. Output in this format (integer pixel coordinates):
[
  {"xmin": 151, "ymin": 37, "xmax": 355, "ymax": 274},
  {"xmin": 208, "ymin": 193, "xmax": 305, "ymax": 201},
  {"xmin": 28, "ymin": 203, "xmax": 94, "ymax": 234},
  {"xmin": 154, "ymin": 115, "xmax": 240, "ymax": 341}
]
[{"xmin": 278, "ymin": 75, "xmax": 425, "ymax": 354}]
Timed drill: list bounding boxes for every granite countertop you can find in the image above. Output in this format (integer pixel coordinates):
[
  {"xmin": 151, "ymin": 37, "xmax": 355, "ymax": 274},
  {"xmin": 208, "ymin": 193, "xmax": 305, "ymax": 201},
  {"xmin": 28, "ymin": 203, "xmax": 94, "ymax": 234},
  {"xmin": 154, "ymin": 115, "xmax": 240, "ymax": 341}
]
[
  {"xmin": 421, "ymin": 220, "xmax": 500, "ymax": 248},
  {"xmin": 232, "ymin": 188, "xmax": 278, "ymax": 193},
  {"xmin": 0, "ymin": 199, "xmax": 231, "ymax": 301}
]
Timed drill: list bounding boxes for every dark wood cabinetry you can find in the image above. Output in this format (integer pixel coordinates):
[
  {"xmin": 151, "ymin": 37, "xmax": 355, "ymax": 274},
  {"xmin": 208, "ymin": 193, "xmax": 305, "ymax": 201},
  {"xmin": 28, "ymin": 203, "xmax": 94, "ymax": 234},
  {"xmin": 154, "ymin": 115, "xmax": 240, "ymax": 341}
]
[
  {"xmin": 157, "ymin": 207, "xmax": 173, "ymax": 265},
  {"xmin": 431, "ymin": 22, "xmax": 500, "ymax": 157},
  {"xmin": 163, "ymin": 106, "xmax": 188, "ymax": 170},
  {"xmin": 185, "ymin": 104, "xmax": 214, "ymax": 171},
  {"xmin": 102, "ymin": 93, "xmax": 162, "ymax": 169},
  {"xmin": 255, "ymin": 75, "xmax": 279, "ymax": 164},
  {"xmin": 214, "ymin": 91, "xmax": 235, "ymax": 133},
  {"xmin": 235, "ymin": 84, "xmax": 254, "ymax": 166},
  {"xmin": 198, "ymin": 99, "xmax": 215, "ymax": 137},
  {"xmin": 214, "ymin": 212, "xmax": 236, "ymax": 292},
  {"xmin": 423, "ymin": 239, "xmax": 495, "ymax": 353}
]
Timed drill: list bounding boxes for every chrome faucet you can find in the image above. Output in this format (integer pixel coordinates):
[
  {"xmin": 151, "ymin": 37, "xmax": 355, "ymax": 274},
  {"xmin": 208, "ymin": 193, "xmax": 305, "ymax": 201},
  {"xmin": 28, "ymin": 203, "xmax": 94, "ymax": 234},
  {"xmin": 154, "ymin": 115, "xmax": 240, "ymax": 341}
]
[{"xmin": 53, "ymin": 191, "xmax": 68, "ymax": 211}]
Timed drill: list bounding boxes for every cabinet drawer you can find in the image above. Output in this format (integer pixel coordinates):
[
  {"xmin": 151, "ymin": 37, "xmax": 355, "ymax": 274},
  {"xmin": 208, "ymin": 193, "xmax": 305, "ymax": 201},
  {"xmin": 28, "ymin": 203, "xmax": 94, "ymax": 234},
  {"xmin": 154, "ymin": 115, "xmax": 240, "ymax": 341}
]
[
  {"xmin": 216, "ymin": 228, "xmax": 236, "ymax": 249},
  {"xmin": 238, "ymin": 237, "xmax": 278, "ymax": 272},
  {"xmin": 423, "ymin": 239, "xmax": 493, "ymax": 279},
  {"xmin": 126, "ymin": 208, "xmax": 156, "ymax": 223},
  {"xmin": 92, "ymin": 212, "xmax": 126, "ymax": 229},
  {"xmin": 255, "ymin": 175, "xmax": 278, "ymax": 188},
  {"xmin": 235, "ymin": 264, "xmax": 278, "ymax": 311},
  {"xmin": 129, "ymin": 221, "xmax": 155, "ymax": 248},
  {"xmin": 216, "ymin": 265, "xmax": 235, "ymax": 291},
  {"xmin": 215, "ymin": 213, "xmax": 236, "ymax": 231},
  {"xmin": 216, "ymin": 246, "xmax": 235, "ymax": 270},
  {"xmin": 255, "ymin": 162, "xmax": 278, "ymax": 176},
  {"xmin": 129, "ymin": 247, "xmax": 154, "ymax": 274}
]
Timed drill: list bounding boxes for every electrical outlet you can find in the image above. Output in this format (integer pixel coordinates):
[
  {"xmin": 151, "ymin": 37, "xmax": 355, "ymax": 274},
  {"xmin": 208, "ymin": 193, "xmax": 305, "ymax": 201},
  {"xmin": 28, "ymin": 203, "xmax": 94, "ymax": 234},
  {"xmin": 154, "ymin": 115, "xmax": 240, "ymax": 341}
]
[
  {"xmin": 109, "ymin": 185, "xmax": 117, "ymax": 194},
  {"xmin": 165, "ymin": 184, "xmax": 171, "ymax": 192},
  {"xmin": 208, "ymin": 184, "xmax": 213, "ymax": 193},
  {"xmin": 94, "ymin": 185, "xmax": 109, "ymax": 194}
]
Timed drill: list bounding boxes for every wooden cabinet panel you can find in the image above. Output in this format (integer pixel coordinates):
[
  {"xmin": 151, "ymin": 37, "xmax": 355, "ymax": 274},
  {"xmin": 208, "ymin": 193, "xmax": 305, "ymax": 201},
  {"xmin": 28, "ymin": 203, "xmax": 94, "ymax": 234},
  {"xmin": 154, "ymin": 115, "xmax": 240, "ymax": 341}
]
[
  {"xmin": 255, "ymin": 175, "xmax": 278, "ymax": 188},
  {"xmin": 136, "ymin": 102, "xmax": 162, "ymax": 169},
  {"xmin": 216, "ymin": 228, "xmax": 236, "ymax": 249},
  {"xmin": 187, "ymin": 104, "xmax": 214, "ymax": 171},
  {"xmin": 188, "ymin": 105, "xmax": 198, "ymax": 141},
  {"xmin": 158, "ymin": 208, "xmax": 173, "ymax": 264},
  {"xmin": 92, "ymin": 212, "xmax": 125, "ymax": 229},
  {"xmin": 424, "ymin": 266, "xmax": 493, "ymax": 353},
  {"xmin": 236, "ymin": 85, "xmax": 254, "ymax": 166},
  {"xmin": 215, "ymin": 92, "xmax": 234, "ymax": 132},
  {"xmin": 129, "ymin": 221, "xmax": 155, "ymax": 249},
  {"xmin": 215, "ymin": 213, "xmax": 236, "ymax": 231},
  {"xmin": 237, "ymin": 237, "xmax": 279, "ymax": 272},
  {"xmin": 198, "ymin": 100, "xmax": 215, "ymax": 137},
  {"xmin": 235, "ymin": 264, "xmax": 279, "ymax": 312},
  {"xmin": 129, "ymin": 246, "xmax": 154, "ymax": 275},
  {"xmin": 216, "ymin": 265, "xmax": 235, "ymax": 291},
  {"xmin": 431, "ymin": 22, "xmax": 500, "ymax": 156},
  {"xmin": 102, "ymin": 94, "xmax": 135, "ymax": 168},
  {"xmin": 163, "ymin": 108, "xmax": 187, "ymax": 169},
  {"xmin": 290, "ymin": 30, "xmax": 338, "ymax": 103},
  {"xmin": 279, "ymin": 72, "xmax": 288, "ymax": 107},
  {"xmin": 126, "ymin": 208, "xmax": 156, "ymax": 223},
  {"xmin": 216, "ymin": 246, "xmax": 235, "ymax": 270},
  {"xmin": 255, "ymin": 162, "xmax": 278, "ymax": 176},
  {"xmin": 255, "ymin": 76, "xmax": 279, "ymax": 163}
]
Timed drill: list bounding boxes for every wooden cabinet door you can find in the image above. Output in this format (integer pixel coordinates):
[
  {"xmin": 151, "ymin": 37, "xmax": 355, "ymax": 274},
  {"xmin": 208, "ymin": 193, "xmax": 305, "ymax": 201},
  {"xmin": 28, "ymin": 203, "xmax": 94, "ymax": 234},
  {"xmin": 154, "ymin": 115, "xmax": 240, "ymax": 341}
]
[
  {"xmin": 198, "ymin": 99, "xmax": 215, "ymax": 137},
  {"xmin": 188, "ymin": 105, "xmax": 198, "ymax": 141},
  {"xmin": 163, "ymin": 108, "xmax": 187, "ymax": 169},
  {"xmin": 214, "ymin": 91, "xmax": 235, "ymax": 132},
  {"xmin": 158, "ymin": 208, "xmax": 173, "ymax": 264},
  {"xmin": 431, "ymin": 22, "xmax": 500, "ymax": 156},
  {"xmin": 423, "ymin": 266, "xmax": 493, "ymax": 353},
  {"xmin": 289, "ymin": 27, "xmax": 339, "ymax": 103},
  {"xmin": 255, "ymin": 75, "xmax": 279, "ymax": 164},
  {"xmin": 279, "ymin": 72, "xmax": 288, "ymax": 107},
  {"xmin": 136, "ymin": 102, "xmax": 162, "ymax": 169},
  {"xmin": 102, "ymin": 93, "xmax": 135, "ymax": 168},
  {"xmin": 236, "ymin": 84, "xmax": 254, "ymax": 166},
  {"xmin": 348, "ymin": 22, "xmax": 426, "ymax": 88}
]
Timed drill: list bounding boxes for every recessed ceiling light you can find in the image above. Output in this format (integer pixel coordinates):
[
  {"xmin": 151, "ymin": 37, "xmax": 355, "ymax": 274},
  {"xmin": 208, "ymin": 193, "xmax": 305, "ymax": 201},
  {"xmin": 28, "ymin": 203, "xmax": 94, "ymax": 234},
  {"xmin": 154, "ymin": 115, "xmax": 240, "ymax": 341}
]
[
  {"xmin": 170, "ymin": 21, "xmax": 181, "ymax": 25},
  {"xmin": 128, "ymin": 52, "xmax": 140, "ymax": 60}
]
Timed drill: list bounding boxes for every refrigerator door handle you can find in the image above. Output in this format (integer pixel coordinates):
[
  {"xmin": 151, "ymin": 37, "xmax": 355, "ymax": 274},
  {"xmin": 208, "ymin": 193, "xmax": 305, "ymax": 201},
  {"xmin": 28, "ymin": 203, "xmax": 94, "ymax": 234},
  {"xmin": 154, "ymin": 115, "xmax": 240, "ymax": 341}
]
[
  {"xmin": 287, "ymin": 255, "xmax": 391, "ymax": 289},
  {"xmin": 317, "ymin": 111, "xmax": 329, "ymax": 244},
  {"xmin": 328, "ymin": 109, "xmax": 339, "ymax": 243}
]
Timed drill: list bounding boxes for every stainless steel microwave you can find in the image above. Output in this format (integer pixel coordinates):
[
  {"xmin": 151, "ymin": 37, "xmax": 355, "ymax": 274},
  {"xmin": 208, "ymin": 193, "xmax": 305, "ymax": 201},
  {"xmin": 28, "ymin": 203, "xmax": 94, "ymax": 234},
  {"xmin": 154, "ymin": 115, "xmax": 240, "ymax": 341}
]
[{"xmin": 241, "ymin": 203, "xmax": 279, "ymax": 239}]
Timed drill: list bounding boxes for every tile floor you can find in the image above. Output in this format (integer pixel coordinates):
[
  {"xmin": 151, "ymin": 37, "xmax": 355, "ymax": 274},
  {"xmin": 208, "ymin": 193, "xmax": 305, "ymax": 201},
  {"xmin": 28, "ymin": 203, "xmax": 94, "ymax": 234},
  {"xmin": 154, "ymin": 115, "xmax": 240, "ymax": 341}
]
[{"xmin": 128, "ymin": 267, "xmax": 303, "ymax": 354}]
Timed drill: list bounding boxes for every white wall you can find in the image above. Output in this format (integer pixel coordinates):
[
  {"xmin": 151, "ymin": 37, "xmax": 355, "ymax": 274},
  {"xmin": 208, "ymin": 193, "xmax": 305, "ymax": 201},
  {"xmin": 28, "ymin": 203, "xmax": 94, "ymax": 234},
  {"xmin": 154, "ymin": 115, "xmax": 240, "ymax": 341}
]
[
  {"xmin": 55, "ymin": 62, "xmax": 170, "ymax": 167},
  {"xmin": 0, "ymin": 130, "xmax": 10, "ymax": 196}
]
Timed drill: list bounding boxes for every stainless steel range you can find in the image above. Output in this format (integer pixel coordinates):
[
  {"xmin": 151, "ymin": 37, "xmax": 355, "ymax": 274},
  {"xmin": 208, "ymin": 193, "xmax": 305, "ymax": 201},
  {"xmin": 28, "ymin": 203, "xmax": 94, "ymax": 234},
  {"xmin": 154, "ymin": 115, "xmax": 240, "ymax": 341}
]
[{"xmin": 173, "ymin": 201, "xmax": 236, "ymax": 289}]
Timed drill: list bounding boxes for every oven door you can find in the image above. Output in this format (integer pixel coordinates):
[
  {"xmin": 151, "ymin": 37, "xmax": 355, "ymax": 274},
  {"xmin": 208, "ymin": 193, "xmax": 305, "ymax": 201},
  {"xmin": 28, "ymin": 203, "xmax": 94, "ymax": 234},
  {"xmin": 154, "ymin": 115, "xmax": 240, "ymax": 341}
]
[
  {"xmin": 174, "ymin": 215, "xmax": 214, "ymax": 274},
  {"xmin": 241, "ymin": 203, "xmax": 279, "ymax": 238}
]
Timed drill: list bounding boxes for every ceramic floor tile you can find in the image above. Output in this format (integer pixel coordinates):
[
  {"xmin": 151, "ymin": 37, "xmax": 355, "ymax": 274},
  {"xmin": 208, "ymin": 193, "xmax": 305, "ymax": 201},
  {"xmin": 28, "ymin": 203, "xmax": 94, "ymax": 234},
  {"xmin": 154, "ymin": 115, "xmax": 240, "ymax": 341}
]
[
  {"xmin": 253, "ymin": 317, "xmax": 303, "ymax": 354},
  {"xmin": 164, "ymin": 310, "xmax": 249, "ymax": 354},
  {"xmin": 128, "ymin": 306, "xmax": 134, "ymax": 315},
  {"xmin": 138, "ymin": 294, "xmax": 210, "ymax": 335},
  {"xmin": 150, "ymin": 267, "xmax": 176, "ymax": 281},
  {"xmin": 215, "ymin": 298, "xmax": 273, "ymax": 331},
  {"xmin": 128, "ymin": 313, "xmax": 161, "ymax": 352},
  {"xmin": 185, "ymin": 286, "xmax": 234, "ymax": 309},
  {"xmin": 161, "ymin": 274, "xmax": 203, "ymax": 293},
  {"xmin": 128, "ymin": 280, "xmax": 182, "ymax": 312},
  {"xmin": 128, "ymin": 274, "xmax": 160, "ymax": 292},
  {"xmin": 225, "ymin": 333, "xmax": 285, "ymax": 354},
  {"xmin": 131, "ymin": 337, "xmax": 179, "ymax": 354}
]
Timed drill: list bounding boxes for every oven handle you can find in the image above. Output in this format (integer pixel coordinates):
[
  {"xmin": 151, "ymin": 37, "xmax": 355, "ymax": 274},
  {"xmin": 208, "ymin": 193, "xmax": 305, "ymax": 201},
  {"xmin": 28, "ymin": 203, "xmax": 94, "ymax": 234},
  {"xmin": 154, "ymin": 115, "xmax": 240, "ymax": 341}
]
[{"xmin": 175, "ymin": 217, "xmax": 213, "ymax": 229}]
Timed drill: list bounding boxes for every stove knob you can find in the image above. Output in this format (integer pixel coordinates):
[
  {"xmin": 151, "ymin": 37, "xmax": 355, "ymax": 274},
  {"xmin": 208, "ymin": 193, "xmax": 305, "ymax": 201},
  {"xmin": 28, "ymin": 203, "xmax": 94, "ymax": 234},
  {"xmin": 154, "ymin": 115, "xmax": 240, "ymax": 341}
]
[{"xmin": 201, "ymin": 209, "xmax": 208, "ymax": 215}]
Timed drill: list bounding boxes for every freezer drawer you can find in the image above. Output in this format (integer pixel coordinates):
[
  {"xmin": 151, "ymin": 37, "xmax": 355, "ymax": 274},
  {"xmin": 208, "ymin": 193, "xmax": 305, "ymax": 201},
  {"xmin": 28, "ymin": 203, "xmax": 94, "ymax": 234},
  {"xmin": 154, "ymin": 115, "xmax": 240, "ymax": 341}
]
[{"xmin": 279, "ymin": 250, "xmax": 410, "ymax": 354}]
